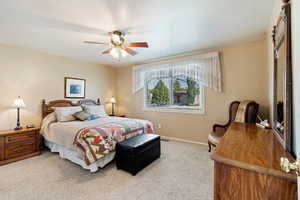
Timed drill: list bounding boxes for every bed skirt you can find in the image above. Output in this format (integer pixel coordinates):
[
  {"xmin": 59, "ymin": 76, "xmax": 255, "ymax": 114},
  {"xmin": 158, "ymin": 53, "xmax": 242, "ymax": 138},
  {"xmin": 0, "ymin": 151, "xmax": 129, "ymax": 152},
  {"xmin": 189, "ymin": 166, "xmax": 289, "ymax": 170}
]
[{"xmin": 44, "ymin": 140, "xmax": 115, "ymax": 172}]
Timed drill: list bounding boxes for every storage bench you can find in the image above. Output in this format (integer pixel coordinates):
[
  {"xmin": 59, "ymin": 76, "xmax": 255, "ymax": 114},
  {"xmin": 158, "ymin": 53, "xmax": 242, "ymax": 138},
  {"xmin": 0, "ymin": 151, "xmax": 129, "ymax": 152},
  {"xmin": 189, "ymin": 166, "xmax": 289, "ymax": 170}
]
[{"xmin": 116, "ymin": 133, "xmax": 161, "ymax": 175}]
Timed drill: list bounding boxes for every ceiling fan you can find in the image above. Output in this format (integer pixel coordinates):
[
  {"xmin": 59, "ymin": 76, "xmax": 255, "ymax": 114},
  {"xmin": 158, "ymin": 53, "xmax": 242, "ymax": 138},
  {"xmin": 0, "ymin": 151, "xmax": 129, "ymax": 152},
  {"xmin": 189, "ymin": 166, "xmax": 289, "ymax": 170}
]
[{"xmin": 84, "ymin": 30, "xmax": 149, "ymax": 59}]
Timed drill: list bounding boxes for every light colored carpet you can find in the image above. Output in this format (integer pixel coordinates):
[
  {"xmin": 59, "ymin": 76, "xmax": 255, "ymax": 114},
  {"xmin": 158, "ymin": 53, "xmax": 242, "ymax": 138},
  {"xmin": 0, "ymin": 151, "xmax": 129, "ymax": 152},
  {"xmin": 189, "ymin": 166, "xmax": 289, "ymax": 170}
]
[{"xmin": 0, "ymin": 141, "xmax": 213, "ymax": 200}]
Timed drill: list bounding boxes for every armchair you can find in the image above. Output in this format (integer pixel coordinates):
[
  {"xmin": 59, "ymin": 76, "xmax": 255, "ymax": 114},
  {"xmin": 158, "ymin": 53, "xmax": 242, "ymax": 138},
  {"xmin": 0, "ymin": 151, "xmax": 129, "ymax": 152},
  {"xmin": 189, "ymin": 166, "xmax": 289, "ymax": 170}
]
[{"xmin": 208, "ymin": 101, "xmax": 259, "ymax": 152}]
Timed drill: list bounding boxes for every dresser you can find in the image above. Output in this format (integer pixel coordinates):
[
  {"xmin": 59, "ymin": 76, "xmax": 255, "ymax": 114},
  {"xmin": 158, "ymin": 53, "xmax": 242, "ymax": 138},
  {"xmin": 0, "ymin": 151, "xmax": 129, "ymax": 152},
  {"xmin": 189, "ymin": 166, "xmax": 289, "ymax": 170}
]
[
  {"xmin": 0, "ymin": 128, "xmax": 41, "ymax": 166},
  {"xmin": 211, "ymin": 123, "xmax": 297, "ymax": 200}
]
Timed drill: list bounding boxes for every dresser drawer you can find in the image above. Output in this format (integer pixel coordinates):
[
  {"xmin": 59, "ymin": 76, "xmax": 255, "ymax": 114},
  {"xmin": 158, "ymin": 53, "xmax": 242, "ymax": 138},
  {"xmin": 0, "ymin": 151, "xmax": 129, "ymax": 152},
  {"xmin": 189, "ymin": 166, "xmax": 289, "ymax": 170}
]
[
  {"xmin": 0, "ymin": 137, "xmax": 4, "ymax": 161},
  {"xmin": 5, "ymin": 142, "xmax": 36, "ymax": 159},
  {"xmin": 6, "ymin": 131, "xmax": 36, "ymax": 144}
]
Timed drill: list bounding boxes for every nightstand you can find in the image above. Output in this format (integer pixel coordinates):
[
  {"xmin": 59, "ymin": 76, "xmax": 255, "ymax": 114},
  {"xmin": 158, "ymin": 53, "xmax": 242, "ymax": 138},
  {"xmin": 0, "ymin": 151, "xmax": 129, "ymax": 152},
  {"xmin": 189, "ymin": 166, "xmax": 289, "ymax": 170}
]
[{"xmin": 0, "ymin": 128, "xmax": 41, "ymax": 166}]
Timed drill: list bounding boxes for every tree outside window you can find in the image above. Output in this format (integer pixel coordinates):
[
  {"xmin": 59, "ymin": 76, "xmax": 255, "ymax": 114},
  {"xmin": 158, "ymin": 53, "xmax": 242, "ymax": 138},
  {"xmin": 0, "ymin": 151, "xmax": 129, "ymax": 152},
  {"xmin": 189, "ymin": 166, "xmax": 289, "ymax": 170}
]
[{"xmin": 145, "ymin": 75, "xmax": 203, "ymax": 112}]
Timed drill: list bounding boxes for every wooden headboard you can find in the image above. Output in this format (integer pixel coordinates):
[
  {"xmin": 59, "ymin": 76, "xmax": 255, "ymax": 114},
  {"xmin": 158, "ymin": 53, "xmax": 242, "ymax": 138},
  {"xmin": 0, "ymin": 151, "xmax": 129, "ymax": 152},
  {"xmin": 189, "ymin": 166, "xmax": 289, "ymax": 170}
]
[{"xmin": 42, "ymin": 99, "xmax": 101, "ymax": 118}]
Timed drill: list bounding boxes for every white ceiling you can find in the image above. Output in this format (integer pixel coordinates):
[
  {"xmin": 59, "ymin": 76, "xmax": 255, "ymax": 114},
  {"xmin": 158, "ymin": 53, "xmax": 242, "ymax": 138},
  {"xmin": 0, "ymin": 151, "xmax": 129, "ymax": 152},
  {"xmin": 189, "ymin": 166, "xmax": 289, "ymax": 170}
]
[{"xmin": 0, "ymin": 0, "xmax": 275, "ymax": 67}]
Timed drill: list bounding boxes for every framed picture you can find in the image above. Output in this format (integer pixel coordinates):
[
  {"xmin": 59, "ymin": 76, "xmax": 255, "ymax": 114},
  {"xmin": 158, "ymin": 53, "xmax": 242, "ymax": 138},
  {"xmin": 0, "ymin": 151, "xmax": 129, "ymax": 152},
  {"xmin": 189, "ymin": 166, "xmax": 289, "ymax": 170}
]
[{"xmin": 64, "ymin": 77, "xmax": 86, "ymax": 99}]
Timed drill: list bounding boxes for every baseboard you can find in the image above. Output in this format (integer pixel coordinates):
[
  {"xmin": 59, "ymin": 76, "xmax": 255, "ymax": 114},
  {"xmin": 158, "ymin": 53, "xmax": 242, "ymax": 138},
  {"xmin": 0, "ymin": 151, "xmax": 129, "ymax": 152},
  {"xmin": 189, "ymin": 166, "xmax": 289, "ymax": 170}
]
[{"xmin": 160, "ymin": 135, "xmax": 208, "ymax": 146}]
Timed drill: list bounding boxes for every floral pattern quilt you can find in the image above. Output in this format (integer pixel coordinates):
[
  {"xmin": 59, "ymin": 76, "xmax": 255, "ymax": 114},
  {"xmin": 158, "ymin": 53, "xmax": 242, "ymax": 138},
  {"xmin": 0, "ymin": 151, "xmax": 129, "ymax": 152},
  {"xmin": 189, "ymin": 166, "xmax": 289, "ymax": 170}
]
[{"xmin": 74, "ymin": 119, "xmax": 154, "ymax": 165}]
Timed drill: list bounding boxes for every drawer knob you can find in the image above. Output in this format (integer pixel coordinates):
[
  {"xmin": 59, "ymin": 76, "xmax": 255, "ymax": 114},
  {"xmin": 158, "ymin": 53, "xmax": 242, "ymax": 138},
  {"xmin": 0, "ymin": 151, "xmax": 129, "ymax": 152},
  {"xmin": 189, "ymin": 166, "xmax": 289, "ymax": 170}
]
[{"xmin": 280, "ymin": 157, "xmax": 300, "ymax": 175}]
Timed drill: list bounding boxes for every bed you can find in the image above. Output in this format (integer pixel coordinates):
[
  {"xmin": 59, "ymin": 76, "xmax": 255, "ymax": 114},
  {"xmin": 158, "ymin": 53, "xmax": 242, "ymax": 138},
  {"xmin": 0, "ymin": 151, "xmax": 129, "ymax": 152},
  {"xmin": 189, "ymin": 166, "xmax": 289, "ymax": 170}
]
[{"xmin": 40, "ymin": 99, "xmax": 154, "ymax": 172}]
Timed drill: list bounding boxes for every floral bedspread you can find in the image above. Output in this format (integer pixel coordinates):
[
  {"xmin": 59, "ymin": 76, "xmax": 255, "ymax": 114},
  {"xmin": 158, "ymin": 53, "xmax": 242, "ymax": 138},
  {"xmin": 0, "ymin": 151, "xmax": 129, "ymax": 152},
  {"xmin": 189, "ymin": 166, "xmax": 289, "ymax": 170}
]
[{"xmin": 74, "ymin": 119, "xmax": 154, "ymax": 165}]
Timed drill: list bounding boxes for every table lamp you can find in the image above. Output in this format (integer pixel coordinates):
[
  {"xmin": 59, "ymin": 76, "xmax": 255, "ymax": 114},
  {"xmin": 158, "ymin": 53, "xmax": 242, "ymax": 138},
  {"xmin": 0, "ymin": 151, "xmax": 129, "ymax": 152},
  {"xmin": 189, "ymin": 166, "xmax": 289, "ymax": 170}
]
[
  {"xmin": 108, "ymin": 97, "xmax": 116, "ymax": 116},
  {"xmin": 12, "ymin": 96, "xmax": 26, "ymax": 130}
]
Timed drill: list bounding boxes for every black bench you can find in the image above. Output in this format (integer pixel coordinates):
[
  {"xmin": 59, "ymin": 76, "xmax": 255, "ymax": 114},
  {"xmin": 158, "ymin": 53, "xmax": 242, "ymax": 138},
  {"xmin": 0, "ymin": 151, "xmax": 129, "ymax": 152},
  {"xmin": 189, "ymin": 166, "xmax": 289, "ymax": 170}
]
[{"xmin": 116, "ymin": 133, "xmax": 161, "ymax": 175}]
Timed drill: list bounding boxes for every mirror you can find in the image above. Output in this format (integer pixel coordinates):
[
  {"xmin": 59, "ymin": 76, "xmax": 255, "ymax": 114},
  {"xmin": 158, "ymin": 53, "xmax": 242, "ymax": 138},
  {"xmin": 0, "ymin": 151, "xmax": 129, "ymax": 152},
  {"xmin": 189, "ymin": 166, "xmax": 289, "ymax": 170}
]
[
  {"xmin": 275, "ymin": 39, "xmax": 286, "ymax": 135},
  {"xmin": 272, "ymin": 0, "xmax": 293, "ymax": 154}
]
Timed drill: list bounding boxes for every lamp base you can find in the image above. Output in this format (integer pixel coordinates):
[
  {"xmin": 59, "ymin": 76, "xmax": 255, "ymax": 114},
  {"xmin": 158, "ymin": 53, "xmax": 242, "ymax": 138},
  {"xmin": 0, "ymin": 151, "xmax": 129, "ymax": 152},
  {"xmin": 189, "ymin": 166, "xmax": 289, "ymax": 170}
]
[
  {"xmin": 14, "ymin": 126, "xmax": 23, "ymax": 130},
  {"xmin": 15, "ymin": 108, "xmax": 22, "ymax": 131}
]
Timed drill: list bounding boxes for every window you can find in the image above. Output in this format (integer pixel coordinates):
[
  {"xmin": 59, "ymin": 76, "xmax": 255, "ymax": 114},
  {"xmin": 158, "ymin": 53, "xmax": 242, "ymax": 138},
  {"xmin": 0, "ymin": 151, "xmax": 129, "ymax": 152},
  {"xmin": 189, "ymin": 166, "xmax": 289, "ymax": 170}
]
[
  {"xmin": 144, "ymin": 72, "xmax": 204, "ymax": 113},
  {"xmin": 134, "ymin": 52, "xmax": 222, "ymax": 113}
]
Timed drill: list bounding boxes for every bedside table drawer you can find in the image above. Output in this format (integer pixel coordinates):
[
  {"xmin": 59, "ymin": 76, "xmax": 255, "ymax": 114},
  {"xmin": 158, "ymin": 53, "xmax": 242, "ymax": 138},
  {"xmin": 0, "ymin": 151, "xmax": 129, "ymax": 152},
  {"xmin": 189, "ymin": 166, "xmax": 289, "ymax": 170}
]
[
  {"xmin": 6, "ymin": 142, "xmax": 36, "ymax": 159},
  {"xmin": 0, "ymin": 137, "xmax": 4, "ymax": 161},
  {"xmin": 6, "ymin": 132, "xmax": 36, "ymax": 144}
]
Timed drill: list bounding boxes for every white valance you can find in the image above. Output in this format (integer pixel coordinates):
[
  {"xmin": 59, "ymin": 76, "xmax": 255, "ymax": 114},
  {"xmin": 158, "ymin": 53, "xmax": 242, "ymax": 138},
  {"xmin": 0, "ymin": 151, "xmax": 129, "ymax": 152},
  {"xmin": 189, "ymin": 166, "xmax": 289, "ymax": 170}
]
[{"xmin": 133, "ymin": 52, "xmax": 222, "ymax": 93}]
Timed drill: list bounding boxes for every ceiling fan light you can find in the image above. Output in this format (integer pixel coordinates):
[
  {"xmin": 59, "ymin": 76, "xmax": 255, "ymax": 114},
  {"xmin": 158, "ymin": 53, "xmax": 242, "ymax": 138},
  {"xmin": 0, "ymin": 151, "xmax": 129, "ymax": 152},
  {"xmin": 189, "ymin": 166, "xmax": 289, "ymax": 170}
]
[
  {"xmin": 121, "ymin": 49, "xmax": 129, "ymax": 58},
  {"xmin": 110, "ymin": 48, "xmax": 120, "ymax": 59}
]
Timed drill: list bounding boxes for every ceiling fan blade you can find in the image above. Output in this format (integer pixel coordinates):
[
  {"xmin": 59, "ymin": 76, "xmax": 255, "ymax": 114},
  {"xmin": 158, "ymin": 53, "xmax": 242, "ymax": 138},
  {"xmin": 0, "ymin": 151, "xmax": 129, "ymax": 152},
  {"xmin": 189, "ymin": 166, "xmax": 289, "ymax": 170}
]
[
  {"xmin": 127, "ymin": 42, "xmax": 149, "ymax": 48},
  {"xmin": 84, "ymin": 41, "xmax": 109, "ymax": 45},
  {"xmin": 124, "ymin": 48, "xmax": 138, "ymax": 56},
  {"xmin": 102, "ymin": 48, "xmax": 113, "ymax": 54}
]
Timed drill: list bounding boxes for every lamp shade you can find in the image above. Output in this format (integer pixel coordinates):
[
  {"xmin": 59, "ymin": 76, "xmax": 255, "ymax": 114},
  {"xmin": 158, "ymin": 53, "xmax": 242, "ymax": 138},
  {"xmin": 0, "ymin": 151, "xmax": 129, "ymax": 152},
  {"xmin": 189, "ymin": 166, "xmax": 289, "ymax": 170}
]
[
  {"xmin": 13, "ymin": 96, "xmax": 26, "ymax": 108},
  {"xmin": 109, "ymin": 97, "xmax": 116, "ymax": 104}
]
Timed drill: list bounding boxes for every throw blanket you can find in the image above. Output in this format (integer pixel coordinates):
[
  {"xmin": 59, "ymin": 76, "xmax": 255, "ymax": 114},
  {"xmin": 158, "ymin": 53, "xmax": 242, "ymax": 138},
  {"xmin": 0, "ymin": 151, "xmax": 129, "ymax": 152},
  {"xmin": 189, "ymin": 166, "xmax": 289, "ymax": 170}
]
[
  {"xmin": 234, "ymin": 100, "xmax": 253, "ymax": 123},
  {"xmin": 74, "ymin": 119, "xmax": 154, "ymax": 165}
]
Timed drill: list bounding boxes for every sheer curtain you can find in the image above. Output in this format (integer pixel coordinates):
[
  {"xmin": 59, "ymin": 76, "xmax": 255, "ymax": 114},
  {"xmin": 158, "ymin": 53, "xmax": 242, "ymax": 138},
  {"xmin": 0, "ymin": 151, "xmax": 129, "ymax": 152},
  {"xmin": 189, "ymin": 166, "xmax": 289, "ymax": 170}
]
[{"xmin": 133, "ymin": 52, "xmax": 222, "ymax": 93}]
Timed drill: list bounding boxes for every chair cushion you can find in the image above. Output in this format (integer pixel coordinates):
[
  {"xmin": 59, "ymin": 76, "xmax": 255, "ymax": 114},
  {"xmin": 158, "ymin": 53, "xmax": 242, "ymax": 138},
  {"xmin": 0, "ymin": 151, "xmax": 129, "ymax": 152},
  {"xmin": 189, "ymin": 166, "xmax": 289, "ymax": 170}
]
[
  {"xmin": 208, "ymin": 130, "xmax": 225, "ymax": 145},
  {"xmin": 208, "ymin": 133, "xmax": 221, "ymax": 145}
]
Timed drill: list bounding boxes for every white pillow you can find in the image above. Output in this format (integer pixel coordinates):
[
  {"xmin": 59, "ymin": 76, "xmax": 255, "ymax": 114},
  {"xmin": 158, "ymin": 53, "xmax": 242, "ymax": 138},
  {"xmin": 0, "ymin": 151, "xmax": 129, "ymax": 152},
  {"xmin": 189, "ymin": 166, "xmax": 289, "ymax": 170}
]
[
  {"xmin": 82, "ymin": 105, "xmax": 108, "ymax": 117},
  {"xmin": 54, "ymin": 106, "xmax": 83, "ymax": 122}
]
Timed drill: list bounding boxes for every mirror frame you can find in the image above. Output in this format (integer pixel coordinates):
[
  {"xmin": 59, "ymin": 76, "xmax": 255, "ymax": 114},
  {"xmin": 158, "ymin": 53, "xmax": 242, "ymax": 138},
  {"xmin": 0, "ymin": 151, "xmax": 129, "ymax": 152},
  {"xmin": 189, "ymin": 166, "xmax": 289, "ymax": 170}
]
[{"xmin": 272, "ymin": 0, "xmax": 293, "ymax": 154}]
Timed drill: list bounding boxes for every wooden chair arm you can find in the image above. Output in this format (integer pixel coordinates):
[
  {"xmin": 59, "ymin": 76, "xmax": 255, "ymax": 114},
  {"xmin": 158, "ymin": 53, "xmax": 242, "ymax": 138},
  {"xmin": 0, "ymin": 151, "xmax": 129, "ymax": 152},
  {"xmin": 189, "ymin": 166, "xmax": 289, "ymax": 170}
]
[{"xmin": 213, "ymin": 124, "xmax": 229, "ymax": 132}]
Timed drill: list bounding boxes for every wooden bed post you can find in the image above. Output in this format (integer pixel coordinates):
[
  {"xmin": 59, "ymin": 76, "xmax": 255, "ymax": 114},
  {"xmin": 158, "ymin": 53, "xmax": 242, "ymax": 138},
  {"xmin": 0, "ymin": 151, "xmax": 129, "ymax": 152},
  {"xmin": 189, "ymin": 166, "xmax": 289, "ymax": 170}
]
[{"xmin": 42, "ymin": 99, "xmax": 46, "ymax": 119}]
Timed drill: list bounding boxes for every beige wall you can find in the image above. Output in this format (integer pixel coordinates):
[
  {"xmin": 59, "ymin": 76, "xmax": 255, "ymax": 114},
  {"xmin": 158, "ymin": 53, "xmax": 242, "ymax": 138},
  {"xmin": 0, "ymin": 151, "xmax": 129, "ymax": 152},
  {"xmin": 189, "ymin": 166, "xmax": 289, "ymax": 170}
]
[
  {"xmin": 0, "ymin": 44, "xmax": 116, "ymax": 130},
  {"xmin": 116, "ymin": 39, "xmax": 269, "ymax": 143},
  {"xmin": 0, "ymin": 36, "xmax": 270, "ymax": 144}
]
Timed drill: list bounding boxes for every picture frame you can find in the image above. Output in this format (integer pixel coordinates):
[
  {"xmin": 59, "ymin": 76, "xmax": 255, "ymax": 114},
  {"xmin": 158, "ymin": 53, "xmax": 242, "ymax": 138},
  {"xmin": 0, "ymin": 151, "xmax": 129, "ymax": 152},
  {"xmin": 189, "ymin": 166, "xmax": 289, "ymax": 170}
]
[{"xmin": 64, "ymin": 77, "xmax": 86, "ymax": 99}]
